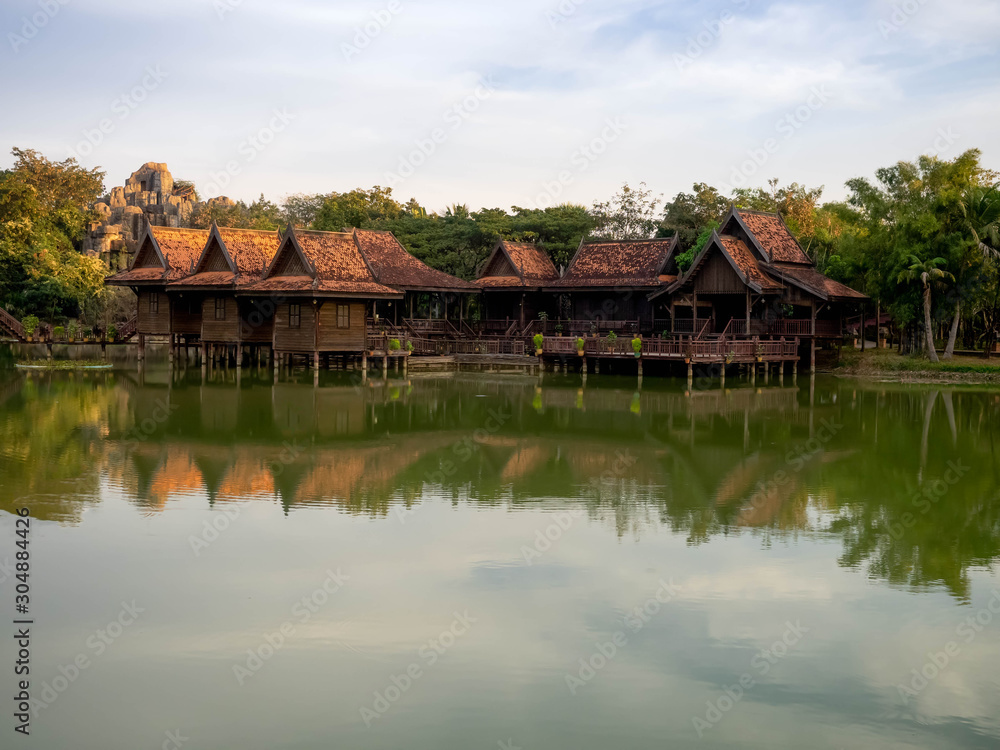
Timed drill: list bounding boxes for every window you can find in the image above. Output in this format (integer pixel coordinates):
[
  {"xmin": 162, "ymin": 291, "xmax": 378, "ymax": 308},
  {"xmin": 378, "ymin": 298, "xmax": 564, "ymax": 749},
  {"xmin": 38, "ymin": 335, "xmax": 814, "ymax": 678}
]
[
  {"xmin": 337, "ymin": 304, "xmax": 350, "ymax": 329},
  {"xmin": 148, "ymin": 293, "xmax": 159, "ymax": 314},
  {"xmin": 288, "ymin": 303, "xmax": 301, "ymax": 329},
  {"xmin": 214, "ymin": 298, "xmax": 226, "ymax": 320}
]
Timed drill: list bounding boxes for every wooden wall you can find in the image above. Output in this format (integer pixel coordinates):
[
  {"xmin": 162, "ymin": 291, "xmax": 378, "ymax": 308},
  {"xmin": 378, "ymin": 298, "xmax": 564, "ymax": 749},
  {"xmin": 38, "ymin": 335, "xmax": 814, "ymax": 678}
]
[
  {"xmin": 239, "ymin": 299, "xmax": 276, "ymax": 344},
  {"xmin": 692, "ymin": 251, "xmax": 746, "ymax": 294},
  {"xmin": 317, "ymin": 301, "xmax": 366, "ymax": 352},
  {"xmin": 201, "ymin": 296, "xmax": 241, "ymax": 343},
  {"xmin": 170, "ymin": 295, "xmax": 203, "ymax": 336},
  {"xmin": 137, "ymin": 290, "xmax": 170, "ymax": 335},
  {"xmin": 273, "ymin": 300, "xmax": 317, "ymax": 352}
]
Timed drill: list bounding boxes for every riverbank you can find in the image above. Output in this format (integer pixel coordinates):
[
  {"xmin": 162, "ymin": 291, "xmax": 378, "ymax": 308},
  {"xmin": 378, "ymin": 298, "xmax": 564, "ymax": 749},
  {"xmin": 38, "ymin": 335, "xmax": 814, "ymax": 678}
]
[{"xmin": 831, "ymin": 348, "xmax": 1000, "ymax": 383}]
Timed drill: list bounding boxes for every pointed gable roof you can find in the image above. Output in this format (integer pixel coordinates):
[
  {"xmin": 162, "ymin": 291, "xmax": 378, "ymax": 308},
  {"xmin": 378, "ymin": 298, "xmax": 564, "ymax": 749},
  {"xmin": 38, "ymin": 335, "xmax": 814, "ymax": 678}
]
[
  {"xmin": 247, "ymin": 228, "xmax": 400, "ymax": 297},
  {"xmin": 353, "ymin": 229, "xmax": 478, "ymax": 292},
  {"xmin": 477, "ymin": 240, "xmax": 559, "ymax": 288},
  {"xmin": 168, "ymin": 224, "xmax": 281, "ymax": 289},
  {"xmin": 106, "ymin": 224, "xmax": 209, "ymax": 285},
  {"xmin": 724, "ymin": 207, "xmax": 812, "ymax": 265},
  {"xmin": 659, "ymin": 232, "xmax": 783, "ymax": 298},
  {"xmin": 551, "ymin": 236, "xmax": 678, "ymax": 288}
]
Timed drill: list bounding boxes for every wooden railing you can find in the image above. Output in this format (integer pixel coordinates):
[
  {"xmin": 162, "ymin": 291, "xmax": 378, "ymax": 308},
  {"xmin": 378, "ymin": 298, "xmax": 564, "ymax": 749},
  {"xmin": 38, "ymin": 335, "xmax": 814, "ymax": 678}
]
[
  {"xmin": 404, "ymin": 318, "xmax": 461, "ymax": 338},
  {"xmin": 0, "ymin": 307, "xmax": 26, "ymax": 341},
  {"xmin": 117, "ymin": 315, "xmax": 138, "ymax": 341},
  {"xmin": 541, "ymin": 335, "xmax": 800, "ymax": 360},
  {"xmin": 448, "ymin": 339, "xmax": 526, "ymax": 356}
]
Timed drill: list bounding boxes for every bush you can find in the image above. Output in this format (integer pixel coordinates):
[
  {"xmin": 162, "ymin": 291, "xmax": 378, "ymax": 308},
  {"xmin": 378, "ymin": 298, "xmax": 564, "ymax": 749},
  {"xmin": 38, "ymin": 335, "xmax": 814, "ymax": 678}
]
[
  {"xmin": 606, "ymin": 331, "xmax": 617, "ymax": 342},
  {"xmin": 388, "ymin": 338, "xmax": 401, "ymax": 351},
  {"xmin": 533, "ymin": 333, "xmax": 545, "ymax": 351},
  {"xmin": 576, "ymin": 337, "xmax": 585, "ymax": 351},
  {"xmin": 68, "ymin": 323, "xmax": 78, "ymax": 339},
  {"xmin": 406, "ymin": 340, "xmax": 414, "ymax": 352},
  {"xmin": 22, "ymin": 315, "xmax": 39, "ymax": 336},
  {"xmin": 107, "ymin": 323, "xmax": 118, "ymax": 341},
  {"xmin": 631, "ymin": 337, "xmax": 642, "ymax": 354},
  {"xmin": 53, "ymin": 326, "xmax": 65, "ymax": 340}
]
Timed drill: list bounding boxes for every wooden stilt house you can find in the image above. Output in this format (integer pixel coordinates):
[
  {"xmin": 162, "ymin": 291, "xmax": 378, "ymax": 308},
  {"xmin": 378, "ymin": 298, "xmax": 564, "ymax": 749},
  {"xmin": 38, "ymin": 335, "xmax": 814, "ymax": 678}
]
[
  {"xmin": 165, "ymin": 223, "xmax": 281, "ymax": 352},
  {"xmin": 243, "ymin": 227, "xmax": 401, "ymax": 359},
  {"xmin": 475, "ymin": 240, "xmax": 561, "ymax": 335},
  {"xmin": 652, "ymin": 207, "xmax": 867, "ymax": 339},
  {"xmin": 105, "ymin": 224, "xmax": 208, "ymax": 340}
]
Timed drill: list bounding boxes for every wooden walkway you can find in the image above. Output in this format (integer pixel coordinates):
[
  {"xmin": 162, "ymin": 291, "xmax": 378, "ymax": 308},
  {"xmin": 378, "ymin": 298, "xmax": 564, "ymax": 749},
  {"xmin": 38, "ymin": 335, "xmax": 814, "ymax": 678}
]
[{"xmin": 541, "ymin": 336, "xmax": 799, "ymax": 364}]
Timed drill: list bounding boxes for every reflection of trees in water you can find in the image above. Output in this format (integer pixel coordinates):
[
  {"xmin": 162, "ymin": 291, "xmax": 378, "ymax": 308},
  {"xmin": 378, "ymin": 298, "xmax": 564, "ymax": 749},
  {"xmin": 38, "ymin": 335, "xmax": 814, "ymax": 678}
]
[{"xmin": 1, "ymin": 372, "xmax": 999, "ymax": 598}]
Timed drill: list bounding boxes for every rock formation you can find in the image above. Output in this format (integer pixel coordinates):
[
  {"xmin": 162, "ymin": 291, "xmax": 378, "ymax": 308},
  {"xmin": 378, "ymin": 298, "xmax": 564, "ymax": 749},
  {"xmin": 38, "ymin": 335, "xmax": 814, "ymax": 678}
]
[{"xmin": 84, "ymin": 162, "xmax": 207, "ymax": 269}]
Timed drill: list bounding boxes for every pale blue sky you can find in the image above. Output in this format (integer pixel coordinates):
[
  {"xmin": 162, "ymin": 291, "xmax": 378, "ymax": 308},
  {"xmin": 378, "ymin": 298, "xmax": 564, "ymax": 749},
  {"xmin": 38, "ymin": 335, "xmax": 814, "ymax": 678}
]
[{"xmin": 1, "ymin": 0, "xmax": 997, "ymax": 211}]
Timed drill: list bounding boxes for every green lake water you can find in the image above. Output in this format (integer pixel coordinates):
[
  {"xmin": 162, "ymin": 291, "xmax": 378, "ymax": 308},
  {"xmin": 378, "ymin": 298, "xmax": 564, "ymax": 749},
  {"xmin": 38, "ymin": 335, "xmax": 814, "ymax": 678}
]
[{"xmin": 0, "ymin": 363, "xmax": 998, "ymax": 749}]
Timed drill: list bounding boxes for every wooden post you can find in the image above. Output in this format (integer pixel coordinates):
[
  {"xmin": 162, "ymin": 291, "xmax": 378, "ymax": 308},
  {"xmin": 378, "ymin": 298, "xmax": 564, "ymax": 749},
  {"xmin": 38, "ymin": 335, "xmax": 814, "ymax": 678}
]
[
  {"xmin": 810, "ymin": 339, "xmax": 816, "ymax": 373},
  {"xmin": 765, "ymin": 362, "xmax": 770, "ymax": 385},
  {"xmin": 720, "ymin": 364, "xmax": 725, "ymax": 389},
  {"xmin": 751, "ymin": 361, "xmax": 756, "ymax": 387},
  {"xmin": 137, "ymin": 334, "xmax": 145, "ymax": 362},
  {"xmin": 687, "ymin": 361, "xmax": 693, "ymax": 390}
]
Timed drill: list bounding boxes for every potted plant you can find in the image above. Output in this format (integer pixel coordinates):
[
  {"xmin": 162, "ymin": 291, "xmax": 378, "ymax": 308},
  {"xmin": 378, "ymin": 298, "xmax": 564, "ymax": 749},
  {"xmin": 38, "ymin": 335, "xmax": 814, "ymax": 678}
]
[
  {"xmin": 725, "ymin": 349, "xmax": 735, "ymax": 365},
  {"xmin": 631, "ymin": 337, "xmax": 642, "ymax": 358},
  {"xmin": 68, "ymin": 322, "xmax": 78, "ymax": 343},
  {"xmin": 107, "ymin": 323, "xmax": 118, "ymax": 342},
  {"xmin": 533, "ymin": 333, "xmax": 544, "ymax": 356},
  {"xmin": 576, "ymin": 337, "xmax": 585, "ymax": 356},
  {"xmin": 388, "ymin": 338, "xmax": 401, "ymax": 353},
  {"xmin": 53, "ymin": 325, "xmax": 65, "ymax": 342},
  {"xmin": 22, "ymin": 315, "xmax": 39, "ymax": 342},
  {"xmin": 554, "ymin": 323, "xmax": 563, "ymax": 336},
  {"xmin": 406, "ymin": 340, "xmax": 414, "ymax": 355},
  {"xmin": 755, "ymin": 343, "xmax": 764, "ymax": 362}
]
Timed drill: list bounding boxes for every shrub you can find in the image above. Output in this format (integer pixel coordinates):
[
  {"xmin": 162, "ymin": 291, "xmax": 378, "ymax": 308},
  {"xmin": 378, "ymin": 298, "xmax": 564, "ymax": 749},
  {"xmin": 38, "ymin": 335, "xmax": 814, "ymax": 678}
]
[
  {"xmin": 68, "ymin": 323, "xmax": 78, "ymax": 339},
  {"xmin": 107, "ymin": 323, "xmax": 118, "ymax": 341},
  {"xmin": 533, "ymin": 333, "xmax": 544, "ymax": 351},
  {"xmin": 406, "ymin": 340, "xmax": 414, "ymax": 352},
  {"xmin": 576, "ymin": 337, "xmax": 585, "ymax": 352},
  {"xmin": 631, "ymin": 337, "xmax": 642, "ymax": 354},
  {"xmin": 388, "ymin": 338, "xmax": 401, "ymax": 351},
  {"xmin": 53, "ymin": 326, "xmax": 65, "ymax": 340},
  {"xmin": 606, "ymin": 331, "xmax": 618, "ymax": 342},
  {"xmin": 22, "ymin": 315, "xmax": 39, "ymax": 336}
]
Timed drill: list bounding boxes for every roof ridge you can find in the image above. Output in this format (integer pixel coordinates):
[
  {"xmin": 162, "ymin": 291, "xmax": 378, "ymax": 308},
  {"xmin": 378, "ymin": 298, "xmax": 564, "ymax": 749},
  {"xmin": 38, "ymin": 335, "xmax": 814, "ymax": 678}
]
[{"xmin": 735, "ymin": 207, "xmax": 782, "ymax": 218}]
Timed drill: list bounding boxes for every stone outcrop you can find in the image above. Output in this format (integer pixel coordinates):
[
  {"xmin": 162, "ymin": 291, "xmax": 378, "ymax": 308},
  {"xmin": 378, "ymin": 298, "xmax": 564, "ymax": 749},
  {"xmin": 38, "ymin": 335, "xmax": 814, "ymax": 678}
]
[{"xmin": 85, "ymin": 162, "xmax": 220, "ymax": 269}]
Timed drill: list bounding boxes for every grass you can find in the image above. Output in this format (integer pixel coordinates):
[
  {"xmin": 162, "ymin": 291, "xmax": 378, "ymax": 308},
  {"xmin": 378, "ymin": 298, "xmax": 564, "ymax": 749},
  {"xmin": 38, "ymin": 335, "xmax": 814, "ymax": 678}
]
[
  {"xmin": 17, "ymin": 359, "xmax": 111, "ymax": 369},
  {"xmin": 836, "ymin": 347, "xmax": 1000, "ymax": 378}
]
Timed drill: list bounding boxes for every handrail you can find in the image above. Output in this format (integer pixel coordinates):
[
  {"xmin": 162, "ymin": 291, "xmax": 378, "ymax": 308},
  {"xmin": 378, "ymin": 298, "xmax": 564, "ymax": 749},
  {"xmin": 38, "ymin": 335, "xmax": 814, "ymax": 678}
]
[
  {"xmin": 117, "ymin": 315, "xmax": 138, "ymax": 341},
  {"xmin": 695, "ymin": 319, "xmax": 712, "ymax": 340},
  {"xmin": 0, "ymin": 307, "xmax": 26, "ymax": 341}
]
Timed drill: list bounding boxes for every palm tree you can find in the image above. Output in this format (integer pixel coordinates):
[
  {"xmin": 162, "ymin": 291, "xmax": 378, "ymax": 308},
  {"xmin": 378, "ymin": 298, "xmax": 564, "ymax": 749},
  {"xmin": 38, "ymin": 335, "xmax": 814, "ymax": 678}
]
[
  {"xmin": 945, "ymin": 185, "xmax": 1000, "ymax": 357},
  {"xmin": 898, "ymin": 255, "xmax": 953, "ymax": 362}
]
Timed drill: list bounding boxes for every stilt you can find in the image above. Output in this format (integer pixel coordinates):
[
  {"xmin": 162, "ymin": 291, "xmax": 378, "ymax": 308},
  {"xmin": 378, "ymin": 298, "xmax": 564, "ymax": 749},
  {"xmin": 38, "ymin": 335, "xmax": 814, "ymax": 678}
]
[
  {"xmin": 637, "ymin": 358, "xmax": 643, "ymax": 387},
  {"xmin": 168, "ymin": 334, "xmax": 175, "ymax": 365},
  {"xmin": 764, "ymin": 362, "xmax": 770, "ymax": 385},
  {"xmin": 313, "ymin": 351, "xmax": 320, "ymax": 372},
  {"xmin": 137, "ymin": 334, "xmax": 145, "ymax": 363},
  {"xmin": 720, "ymin": 364, "xmax": 725, "ymax": 389},
  {"xmin": 792, "ymin": 359, "xmax": 798, "ymax": 384},
  {"xmin": 779, "ymin": 362, "xmax": 785, "ymax": 386},
  {"xmin": 362, "ymin": 354, "xmax": 368, "ymax": 373},
  {"xmin": 810, "ymin": 339, "xmax": 816, "ymax": 373},
  {"xmin": 382, "ymin": 355, "xmax": 388, "ymax": 378},
  {"xmin": 687, "ymin": 361, "xmax": 693, "ymax": 390},
  {"xmin": 751, "ymin": 362, "xmax": 756, "ymax": 387},
  {"xmin": 402, "ymin": 354, "xmax": 408, "ymax": 376},
  {"xmin": 595, "ymin": 359, "xmax": 600, "ymax": 375}
]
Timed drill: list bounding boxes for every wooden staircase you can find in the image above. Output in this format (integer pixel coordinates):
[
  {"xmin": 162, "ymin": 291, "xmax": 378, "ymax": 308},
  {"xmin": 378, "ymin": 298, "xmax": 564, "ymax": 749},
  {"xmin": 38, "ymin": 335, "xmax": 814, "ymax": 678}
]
[{"xmin": 0, "ymin": 308, "xmax": 25, "ymax": 342}]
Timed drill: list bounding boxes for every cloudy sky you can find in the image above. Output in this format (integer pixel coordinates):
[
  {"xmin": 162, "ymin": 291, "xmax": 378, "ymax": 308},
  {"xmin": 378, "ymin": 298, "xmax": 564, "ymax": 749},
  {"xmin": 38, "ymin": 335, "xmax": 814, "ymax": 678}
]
[{"xmin": 1, "ymin": 0, "xmax": 998, "ymax": 212}]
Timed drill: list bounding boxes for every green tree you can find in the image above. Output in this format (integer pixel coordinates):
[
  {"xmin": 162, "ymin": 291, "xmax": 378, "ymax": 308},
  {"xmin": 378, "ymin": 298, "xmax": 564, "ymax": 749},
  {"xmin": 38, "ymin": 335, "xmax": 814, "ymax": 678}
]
[
  {"xmin": 659, "ymin": 183, "xmax": 728, "ymax": 247},
  {"xmin": 0, "ymin": 148, "xmax": 107, "ymax": 319},
  {"xmin": 312, "ymin": 186, "xmax": 403, "ymax": 231},
  {"xmin": 590, "ymin": 182, "xmax": 663, "ymax": 240}
]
